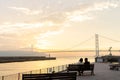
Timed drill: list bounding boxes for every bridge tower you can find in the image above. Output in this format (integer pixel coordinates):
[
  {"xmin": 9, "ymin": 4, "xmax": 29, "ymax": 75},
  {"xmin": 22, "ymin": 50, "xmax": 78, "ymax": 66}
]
[{"xmin": 95, "ymin": 34, "xmax": 99, "ymax": 57}]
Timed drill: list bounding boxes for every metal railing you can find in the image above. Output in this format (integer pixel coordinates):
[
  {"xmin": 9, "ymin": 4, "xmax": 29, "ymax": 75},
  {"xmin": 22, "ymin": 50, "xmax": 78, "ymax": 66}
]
[{"xmin": 0, "ymin": 64, "xmax": 68, "ymax": 80}]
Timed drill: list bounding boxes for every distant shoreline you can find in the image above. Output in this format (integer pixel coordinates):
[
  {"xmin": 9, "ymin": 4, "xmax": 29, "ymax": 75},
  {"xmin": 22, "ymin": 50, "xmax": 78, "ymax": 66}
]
[{"xmin": 0, "ymin": 56, "xmax": 56, "ymax": 63}]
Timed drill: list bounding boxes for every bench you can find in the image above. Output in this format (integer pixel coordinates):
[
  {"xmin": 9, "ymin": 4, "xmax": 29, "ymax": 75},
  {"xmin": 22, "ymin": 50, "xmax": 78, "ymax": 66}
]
[
  {"xmin": 109, "ymin": 64, "xmax": 120, "ymax": 70},
  {"xmin": 67, "ymin": 64, "xmax": 94, "ymax": 75},
  {"xmin": 22, "ymin": 72, "xmax": 77, "ymax": 80}
]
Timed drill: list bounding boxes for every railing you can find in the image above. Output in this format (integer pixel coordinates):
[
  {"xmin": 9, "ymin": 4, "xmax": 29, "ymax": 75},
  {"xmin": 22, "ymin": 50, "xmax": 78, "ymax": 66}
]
[{"xmin": 0, "ymin": 64, "xmax": 68, "ymax": 80}]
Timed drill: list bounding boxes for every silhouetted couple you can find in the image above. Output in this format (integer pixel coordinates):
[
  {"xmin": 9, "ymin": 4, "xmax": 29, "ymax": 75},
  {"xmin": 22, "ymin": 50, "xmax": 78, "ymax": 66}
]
[{"xmin": 78, "ymin": 58, "xmax": 90, "ymax": 75}]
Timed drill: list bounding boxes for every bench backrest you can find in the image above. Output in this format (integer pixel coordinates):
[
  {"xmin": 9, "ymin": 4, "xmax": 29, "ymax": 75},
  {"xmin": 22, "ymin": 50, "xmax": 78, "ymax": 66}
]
[
  {"xmin": 68, "ymin": 64, "xmax": 94, "ymax": 71},
  {"xmin": 68, "ymin": 64, "xmax": 80, "ymax": 71},
  {"xmin": 22, "ymin": 72, "xmax": 77, "ymax": 80},
  {"xmin": 84, "ymin": 64, "xmax": 94, "ymax": 70}
]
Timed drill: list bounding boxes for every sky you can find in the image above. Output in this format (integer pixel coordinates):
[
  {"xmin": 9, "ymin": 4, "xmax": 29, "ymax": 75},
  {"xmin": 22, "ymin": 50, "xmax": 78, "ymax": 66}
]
[{"xmin": 0, "ymin": 0, "xmax": 120, "ymax": 52}]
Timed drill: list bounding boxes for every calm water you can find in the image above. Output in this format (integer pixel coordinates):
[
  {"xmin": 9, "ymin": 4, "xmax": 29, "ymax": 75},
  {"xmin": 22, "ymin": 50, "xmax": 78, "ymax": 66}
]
[{"xmin": 0, "ymin": 51, "xmax": 119, "ymax": 76}]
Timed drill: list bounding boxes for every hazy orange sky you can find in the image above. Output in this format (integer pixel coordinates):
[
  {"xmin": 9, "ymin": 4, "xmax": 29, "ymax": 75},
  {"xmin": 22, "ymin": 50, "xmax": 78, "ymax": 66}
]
[{"xmin": 0, "ymin": 0, "xmax": 120, "ymax": 51}]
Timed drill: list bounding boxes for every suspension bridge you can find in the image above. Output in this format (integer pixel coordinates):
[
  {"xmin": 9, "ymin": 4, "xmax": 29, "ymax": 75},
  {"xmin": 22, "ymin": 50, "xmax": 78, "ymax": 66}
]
[{"xmin": 44, "ymin": 34, "xmax": 120, "ymax": 56}]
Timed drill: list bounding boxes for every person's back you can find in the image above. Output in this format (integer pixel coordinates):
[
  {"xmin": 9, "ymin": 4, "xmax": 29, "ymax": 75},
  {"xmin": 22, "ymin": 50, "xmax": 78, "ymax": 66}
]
[
  {"xmin": 79, "ymin": 58, "xmax": 83, "ymax": 64},
  {"xmin": 84, "ymin": 61, "xmax": 90, "ymax": 65},
  {"xmin": 84, "ymin": 58, "xmax": 90, "ymax": 64},
  {"xmin": 77, "ymin": 58, "xmax": 83, "ymax": 64},
  {"xmin": 84, "ymin": 58, "xmax": 90, "ymax": 70}
]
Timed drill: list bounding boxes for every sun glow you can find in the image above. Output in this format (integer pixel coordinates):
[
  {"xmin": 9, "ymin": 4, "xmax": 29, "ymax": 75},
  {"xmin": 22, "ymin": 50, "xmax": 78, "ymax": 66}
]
[{"xmin": 0, "ymin": 0, "xmax": 120, "ymax": 51}]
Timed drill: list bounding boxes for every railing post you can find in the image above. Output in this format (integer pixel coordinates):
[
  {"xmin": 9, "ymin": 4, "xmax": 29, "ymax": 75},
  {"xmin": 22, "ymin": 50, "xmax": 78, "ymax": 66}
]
[
  {"xmin": 18, "ymin": 73, "xmax": 20, "ymax": 80},
  {"xmin": 47, "ymin": 68, "xmax": 49, "ymax": 73},
  {"xmin": 30, "ymin": 71, "xmax": 32, "ymax": 74},
  {"xmin": 53, "ymin": 67, "xmax": 55, "ymax": 73},
  {"xmin": 66, "ymin": 64, "xmax": 68, "ymax": 69},
  {"xmin": 2, "ymin": 76, "xmax": 4, "ymax": 80},
  {"xmin": 58, "ymin": 66, "xmax": 59, "ymax": 72},
  {"xmin": 49, "ymin": 68, "xmax": 52, "ymax": 73},
  {"xmin": 39, "ymin": 69, "xmax": 41, "ymax": 74},
  {"xmin": 62, "ymin": 65, "xmax": 64, "ymax": 71}
]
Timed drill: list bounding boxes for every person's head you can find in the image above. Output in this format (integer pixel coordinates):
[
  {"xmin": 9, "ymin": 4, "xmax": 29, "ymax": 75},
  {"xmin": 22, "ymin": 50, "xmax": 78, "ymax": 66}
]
[
  {"xmin": 84, "ymin": 58, "xmax": 88, "ymax": 62},
  {"xmin": 79, "ymin": 58, "xmax": 83, "ymax": 63}
]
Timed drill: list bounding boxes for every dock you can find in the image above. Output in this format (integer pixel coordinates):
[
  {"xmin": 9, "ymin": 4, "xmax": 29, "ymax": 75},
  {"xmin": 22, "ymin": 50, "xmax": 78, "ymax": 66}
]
[{"xmin": 77, "ymin": 63, "xmax": 120, "ymax": 80}]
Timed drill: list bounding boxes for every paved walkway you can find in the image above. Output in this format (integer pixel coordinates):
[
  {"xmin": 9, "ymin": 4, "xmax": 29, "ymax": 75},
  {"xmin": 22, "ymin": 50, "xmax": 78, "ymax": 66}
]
[{"xmin": 77, "ymin": 63, "xmax": 120, "ymax": 80}]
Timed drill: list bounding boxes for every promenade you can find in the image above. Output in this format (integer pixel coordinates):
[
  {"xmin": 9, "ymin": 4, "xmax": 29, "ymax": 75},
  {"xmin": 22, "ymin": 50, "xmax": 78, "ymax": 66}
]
[{"xmin": 77, "ymin": 63, "xmax": 120, "ymax": 80}]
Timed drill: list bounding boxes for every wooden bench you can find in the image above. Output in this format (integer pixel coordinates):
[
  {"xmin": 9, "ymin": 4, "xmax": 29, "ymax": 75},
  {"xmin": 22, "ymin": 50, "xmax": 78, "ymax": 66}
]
[
  {"xmin": 67, "ymin": 64, "xmax": 94, "ymax": 75},
  {"xmin": 109, "ymin": 64, "xmax": 120, "ymax": 70},
  {"xmin": 22, "ymin": 72, "xmax": 77, "ymax": 80}
]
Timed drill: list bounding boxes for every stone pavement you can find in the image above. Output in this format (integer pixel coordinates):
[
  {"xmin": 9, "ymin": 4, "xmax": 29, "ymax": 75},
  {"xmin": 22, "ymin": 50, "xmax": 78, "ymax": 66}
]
[{"xmin": 77, "ymin": 63, "xmax": 120, "ymax": 80}]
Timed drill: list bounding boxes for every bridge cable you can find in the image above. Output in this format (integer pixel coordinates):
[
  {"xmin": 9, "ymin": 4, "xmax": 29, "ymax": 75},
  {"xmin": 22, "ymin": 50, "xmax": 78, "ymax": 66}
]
[
  {"xmin": 62, "ymin": 36, "xmax": 94, "ymax": 51},
  {"xmin": 99, "ymin": 35, "xmax": 120, "ymax": 42}
]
